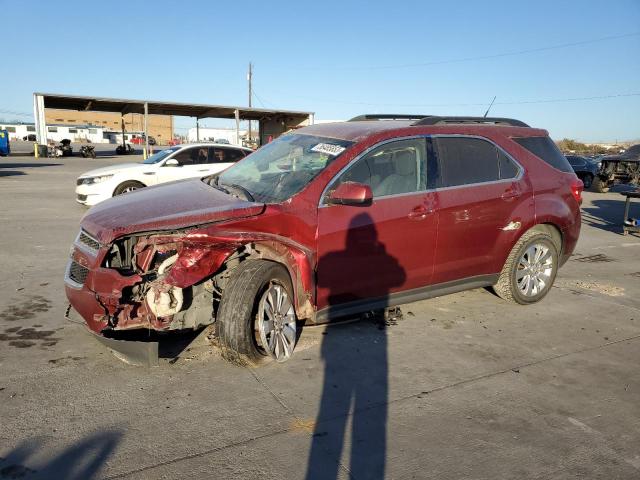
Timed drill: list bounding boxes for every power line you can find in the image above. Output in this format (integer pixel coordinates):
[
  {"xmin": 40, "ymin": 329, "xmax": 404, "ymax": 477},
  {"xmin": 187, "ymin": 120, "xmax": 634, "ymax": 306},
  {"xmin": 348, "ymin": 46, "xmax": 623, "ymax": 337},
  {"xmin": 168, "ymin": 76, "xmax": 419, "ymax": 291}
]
[
  {"xmin": 251, "ymin": 88, "xmax": 278, "ymax": 109},
  {"xmin": 261, "ymin": 91, "xmax": 640, "ymax": 108},
  {"xmin": 296, "ymin": 31, "xmax": 640, "ymax": 71},
  {"xmin": 0, "ymin": 108, "xmax": 33, "ymax": 117}
]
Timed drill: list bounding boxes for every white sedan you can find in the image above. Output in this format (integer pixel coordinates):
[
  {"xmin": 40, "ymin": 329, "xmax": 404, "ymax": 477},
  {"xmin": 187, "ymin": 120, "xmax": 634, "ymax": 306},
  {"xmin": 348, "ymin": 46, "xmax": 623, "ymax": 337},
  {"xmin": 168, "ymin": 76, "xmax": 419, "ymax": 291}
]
[{"xmin": 75, "ymin": 143, "xmax": 252, "ymax": 206}]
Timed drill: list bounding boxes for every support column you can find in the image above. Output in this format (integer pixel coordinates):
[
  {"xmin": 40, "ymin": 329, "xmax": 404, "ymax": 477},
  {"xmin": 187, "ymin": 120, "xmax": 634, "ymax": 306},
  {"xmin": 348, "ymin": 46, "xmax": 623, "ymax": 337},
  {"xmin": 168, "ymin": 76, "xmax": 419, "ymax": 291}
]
[
  {"xmin": 33, "ymin": 93, "xmax": 47, "ymax": 158},
  {"xmin": 143, "ymin": 102, "xmax": 149, "ymax": 159},
  {"xmin": 121, "ymin": 115, "xmax": 126, "ymax": 151},
  {"xmin": 196, "ymin": 120, "xmax": 200, "ymax": 142},
  {"xmin": 235, "ymin": 109, "xmax": 240, "ymax": 146}
]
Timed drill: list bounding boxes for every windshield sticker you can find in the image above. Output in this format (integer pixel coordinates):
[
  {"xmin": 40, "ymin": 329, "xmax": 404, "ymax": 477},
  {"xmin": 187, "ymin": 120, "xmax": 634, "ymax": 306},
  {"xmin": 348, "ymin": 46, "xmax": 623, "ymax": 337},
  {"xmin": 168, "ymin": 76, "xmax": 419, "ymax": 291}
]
[{"xmin": 310, "ymin": 143, "xmax": 346, "ymax": 156}]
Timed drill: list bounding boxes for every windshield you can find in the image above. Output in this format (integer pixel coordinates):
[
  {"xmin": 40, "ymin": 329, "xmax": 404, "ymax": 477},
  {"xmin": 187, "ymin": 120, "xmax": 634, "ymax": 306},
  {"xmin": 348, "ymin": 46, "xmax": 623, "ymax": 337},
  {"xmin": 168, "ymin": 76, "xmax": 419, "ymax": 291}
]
[
  {"xmin": 215, "ymin": 134, "xmax": 353, "ymax": 203},
  {"xmin": 142, "ymin": 147, "xmax": 180, "ymax": 164}
]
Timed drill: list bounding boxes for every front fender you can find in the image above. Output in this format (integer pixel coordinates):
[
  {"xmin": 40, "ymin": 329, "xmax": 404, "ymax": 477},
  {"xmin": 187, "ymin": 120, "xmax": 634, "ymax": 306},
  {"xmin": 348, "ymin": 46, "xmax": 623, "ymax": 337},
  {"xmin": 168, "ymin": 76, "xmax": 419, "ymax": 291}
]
[{"xmin": 162, "ymin": 231, "xmax": 316, "ymax": 321}]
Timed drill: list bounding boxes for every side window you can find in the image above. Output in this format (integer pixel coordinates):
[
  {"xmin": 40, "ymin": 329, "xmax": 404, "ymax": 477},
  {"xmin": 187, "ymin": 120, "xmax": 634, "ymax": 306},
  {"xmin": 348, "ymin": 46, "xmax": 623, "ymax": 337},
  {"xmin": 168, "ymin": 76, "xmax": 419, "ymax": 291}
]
[
  {"xmin": 513, "ymin": 136, "xmax": 573, "ymax": 173},
  {"xmin": 335, "ymin": 138, "xmax": 426, "ymax": 198},
  {"xmin": 172, "ymin": 148, "xmax": 198, "ymax": 165},
  {"xmin": 209, "ymin": 147, "xmax": 244, "ymax": 163},
  {"xmin": 434, "ymin": 137, "xmax": 499, "ymax": 187},
  {"xmin": 498, "ymin": 150, "xmax": 520, "ymax": 179}
]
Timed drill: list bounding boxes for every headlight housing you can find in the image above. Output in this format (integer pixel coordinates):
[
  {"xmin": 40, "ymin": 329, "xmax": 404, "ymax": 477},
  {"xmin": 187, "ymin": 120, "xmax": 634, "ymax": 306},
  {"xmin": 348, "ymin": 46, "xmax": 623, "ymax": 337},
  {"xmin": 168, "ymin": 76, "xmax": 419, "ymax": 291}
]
[{"xmin": 78, "ymin": 174, "xmax": 114, "ymax": 185}]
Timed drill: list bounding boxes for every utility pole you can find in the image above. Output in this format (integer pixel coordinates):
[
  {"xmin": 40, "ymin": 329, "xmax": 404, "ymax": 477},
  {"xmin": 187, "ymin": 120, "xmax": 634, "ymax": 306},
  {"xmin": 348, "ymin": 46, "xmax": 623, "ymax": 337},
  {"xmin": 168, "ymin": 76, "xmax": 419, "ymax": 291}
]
[{"xmin": 247, "ymin": 62, "xmax": 252, "ymax": 145}]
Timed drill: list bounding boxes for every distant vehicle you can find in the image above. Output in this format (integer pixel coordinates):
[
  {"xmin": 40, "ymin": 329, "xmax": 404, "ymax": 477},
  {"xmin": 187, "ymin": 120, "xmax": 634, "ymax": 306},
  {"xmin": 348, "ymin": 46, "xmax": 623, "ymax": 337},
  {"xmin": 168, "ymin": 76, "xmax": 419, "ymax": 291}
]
[
  {"xmin": 75, "ymin": 143, "xmax": 252, "ymax": 206},
  {"xmin": 80, "ymin": 145, "xmax": 96, "ymax": 158},
  {"xmin": 59, "ymin": 139, "xmax": 73, "ymax": 157},
  {"xmin": 591, "ymin": 144, "xmax": 640, "ymax": 192},
  {"xmin": 22, "ymin": 134, "xmax": 36, "ymax": 141},
  {"xmin": 168, "ymin": 138, "xmax": 181, "ymax": 146},
  {"xmin": 130, "ymin": 135, "xmax": 156, "ymax": 146},
  {"xmin": 565, "ymin": 155, "xmax": 600, "ymax": 189},
  {"xmin": 0, "ymin": 130, "xmax": 10, "ymax": 156},
  {"xmin": 48, "ymin": 139, "xmax": 72, "ymax": 157},
  {"xmin": 214, "ymin": 138, "xmax": 230, "ymax": 144},
  {"xmin": 115, "ymin": 144, "xmax": 135, "ymax": 155}
]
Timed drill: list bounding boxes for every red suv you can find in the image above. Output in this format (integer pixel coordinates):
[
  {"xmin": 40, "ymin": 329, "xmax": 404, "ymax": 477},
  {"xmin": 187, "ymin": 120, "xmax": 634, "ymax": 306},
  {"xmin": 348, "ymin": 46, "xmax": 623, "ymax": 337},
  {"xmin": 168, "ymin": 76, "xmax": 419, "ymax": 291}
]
[{"xmin": 65, "ymin": 115, "xmax": 582, "ymax": 362}]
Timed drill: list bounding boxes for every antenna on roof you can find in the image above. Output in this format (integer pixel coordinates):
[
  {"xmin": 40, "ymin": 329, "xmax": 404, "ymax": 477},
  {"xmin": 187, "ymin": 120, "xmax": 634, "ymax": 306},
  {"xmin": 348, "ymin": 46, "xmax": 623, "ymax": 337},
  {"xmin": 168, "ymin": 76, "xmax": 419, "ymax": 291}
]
[{"xmin": 483, "ymin": 96, "xmax": 497, "ymax": 118}]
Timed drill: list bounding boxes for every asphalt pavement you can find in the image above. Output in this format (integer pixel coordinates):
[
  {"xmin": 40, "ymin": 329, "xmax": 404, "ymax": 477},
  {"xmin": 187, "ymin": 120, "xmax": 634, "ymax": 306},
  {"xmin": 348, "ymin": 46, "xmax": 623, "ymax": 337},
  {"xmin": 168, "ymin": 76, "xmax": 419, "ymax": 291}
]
[{"xmin": 0, "ymin": 154, "xmax": 639, "ymax": 479}]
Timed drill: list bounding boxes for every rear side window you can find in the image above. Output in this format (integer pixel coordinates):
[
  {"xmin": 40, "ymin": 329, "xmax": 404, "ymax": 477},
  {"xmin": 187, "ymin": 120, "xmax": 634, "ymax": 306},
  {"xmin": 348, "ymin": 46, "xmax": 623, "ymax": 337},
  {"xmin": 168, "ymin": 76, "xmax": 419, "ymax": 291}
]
[
  {"xmin": 498, "ymin": 150, "xmax": 519, "ymax": 179},
  {"xmin": 513, "ymin": 136, "xmax": 573, "ymax": 173},
  {"xmin": 434, "ymin": 137, "xmax": 499, "ymax": 187}
]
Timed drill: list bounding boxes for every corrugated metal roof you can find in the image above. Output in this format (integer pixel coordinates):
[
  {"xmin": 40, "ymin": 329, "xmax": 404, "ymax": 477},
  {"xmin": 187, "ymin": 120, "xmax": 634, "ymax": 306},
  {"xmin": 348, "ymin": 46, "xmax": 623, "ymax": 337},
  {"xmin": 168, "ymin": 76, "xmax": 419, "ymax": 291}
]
[{"xmin": 35, "ymin": 93, "xmax": 313, "ymax": 120}]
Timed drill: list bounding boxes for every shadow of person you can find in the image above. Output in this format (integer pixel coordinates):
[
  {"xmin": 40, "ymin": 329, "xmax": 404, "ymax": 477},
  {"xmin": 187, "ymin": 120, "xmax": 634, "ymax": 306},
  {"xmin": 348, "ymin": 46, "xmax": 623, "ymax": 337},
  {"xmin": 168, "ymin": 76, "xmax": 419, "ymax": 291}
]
[
  {"xmin": 0, "ymin": 429, "xmax": 122, "ymax": 479},
  {"xmin": 306, "ymin": 213, "xmax": 406, "ymax": 480}
]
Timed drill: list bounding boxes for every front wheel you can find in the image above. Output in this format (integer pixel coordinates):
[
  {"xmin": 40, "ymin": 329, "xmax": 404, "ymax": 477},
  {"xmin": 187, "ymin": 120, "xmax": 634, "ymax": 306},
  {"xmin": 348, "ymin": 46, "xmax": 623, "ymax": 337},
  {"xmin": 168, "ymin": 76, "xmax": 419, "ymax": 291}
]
[
  {"xmin": 216, "ymin": 260, "xmax": 298, "ymax": 364},
  {"xmin": 580, "ymin": 173, "xmax": 593, "ymax": 189},
  {"xmin": 591, "ymin": 176, "xmax": 610, "ymax": 193},
  {"xmin": 493, "ymin": 231, "xmax": 559, "ymax": 305},
  {"xmin": 113, "ymin": 180, "xmax": 144, "ymax": 196}
]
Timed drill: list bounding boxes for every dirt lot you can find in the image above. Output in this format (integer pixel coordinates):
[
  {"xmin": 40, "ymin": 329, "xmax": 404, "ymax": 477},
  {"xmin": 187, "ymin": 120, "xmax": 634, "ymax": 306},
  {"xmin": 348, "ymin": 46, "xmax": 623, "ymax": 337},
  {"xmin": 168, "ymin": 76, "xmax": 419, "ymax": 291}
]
[{"xmin": 1, "ymin": 155, "xmax": 639, "ymax": 479}]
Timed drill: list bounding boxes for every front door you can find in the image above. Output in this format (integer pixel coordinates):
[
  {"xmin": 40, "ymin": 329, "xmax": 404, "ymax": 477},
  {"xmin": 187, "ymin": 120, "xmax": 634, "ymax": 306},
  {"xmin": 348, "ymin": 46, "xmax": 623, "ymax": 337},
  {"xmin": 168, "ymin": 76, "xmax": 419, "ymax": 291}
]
[{"xmin": 316, "ymin": 138, "xmax": 438, "ymax": 313}]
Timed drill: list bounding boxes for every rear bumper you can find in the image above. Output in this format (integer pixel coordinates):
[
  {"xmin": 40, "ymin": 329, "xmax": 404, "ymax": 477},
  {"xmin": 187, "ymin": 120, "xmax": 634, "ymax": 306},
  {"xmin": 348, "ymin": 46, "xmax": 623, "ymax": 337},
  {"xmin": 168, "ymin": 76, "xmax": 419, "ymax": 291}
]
[{"xmin": 560, "ymin": 212, "xmax": 581, "ymax": 267}]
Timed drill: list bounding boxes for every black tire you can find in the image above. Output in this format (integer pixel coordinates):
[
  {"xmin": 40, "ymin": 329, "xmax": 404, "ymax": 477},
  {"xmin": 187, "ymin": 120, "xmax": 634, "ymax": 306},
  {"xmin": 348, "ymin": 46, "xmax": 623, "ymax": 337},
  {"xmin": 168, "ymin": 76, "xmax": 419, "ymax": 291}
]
[
  {"xmin": 216, "ymin": 260, "xmax": 297, "ymax": 364},
  {"xmin": 591, "ymin": 176, "xmax": 610, "ymax": 193},
  {"xmin": 492, "ymin": 230, "xmax": 559, "ymax": 305},
  {"xmin": 581, "ymin": 173, "xmax": 593, "ymax": 189},
  {"xmin": 113, "ymin": 180, "xmax": 145, "ymax": 196},
  {"xmin": 90, "ymin": 150, "xmax": 96, "ymax": 159}
]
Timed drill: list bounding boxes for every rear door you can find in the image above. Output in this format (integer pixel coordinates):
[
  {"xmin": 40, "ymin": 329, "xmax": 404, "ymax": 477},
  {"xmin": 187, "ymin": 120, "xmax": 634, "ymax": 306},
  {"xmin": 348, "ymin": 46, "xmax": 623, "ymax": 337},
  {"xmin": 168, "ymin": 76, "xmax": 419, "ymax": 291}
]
[{"xmin": 431, "ymin": 135, "xmax": 533, "ymax": 284}]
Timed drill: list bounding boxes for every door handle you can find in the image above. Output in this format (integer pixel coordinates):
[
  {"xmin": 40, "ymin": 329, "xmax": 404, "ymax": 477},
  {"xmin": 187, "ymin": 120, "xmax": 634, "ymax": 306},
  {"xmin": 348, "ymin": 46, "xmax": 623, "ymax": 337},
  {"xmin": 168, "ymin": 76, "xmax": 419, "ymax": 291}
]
[
  {"xmin": 408, "ymin": 206, "xmax": 434, "ymax": 220},
  {"xmin": 197, "ymin": 169, "xmax": 209, "ymax": 172},
  {"xmin": 501, "ymin": 188, "xmax": 520, "ymax": 200}
]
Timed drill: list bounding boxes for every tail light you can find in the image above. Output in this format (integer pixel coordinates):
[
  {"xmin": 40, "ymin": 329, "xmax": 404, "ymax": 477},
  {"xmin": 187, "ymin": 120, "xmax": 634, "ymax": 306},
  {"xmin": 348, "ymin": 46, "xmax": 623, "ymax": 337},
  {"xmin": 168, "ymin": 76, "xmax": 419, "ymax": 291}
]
[{"xmin": 570, "ymin": 177, "xmax": 584, "ymax": 205}]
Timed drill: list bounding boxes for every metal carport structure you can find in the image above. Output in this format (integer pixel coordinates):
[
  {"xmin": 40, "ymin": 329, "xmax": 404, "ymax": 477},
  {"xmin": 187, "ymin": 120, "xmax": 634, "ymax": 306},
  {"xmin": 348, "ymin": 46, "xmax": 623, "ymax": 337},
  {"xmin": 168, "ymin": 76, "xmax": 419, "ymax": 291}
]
[{"xmin": 33, "ymin": 92, "xmax": 314, "ymax": 155}]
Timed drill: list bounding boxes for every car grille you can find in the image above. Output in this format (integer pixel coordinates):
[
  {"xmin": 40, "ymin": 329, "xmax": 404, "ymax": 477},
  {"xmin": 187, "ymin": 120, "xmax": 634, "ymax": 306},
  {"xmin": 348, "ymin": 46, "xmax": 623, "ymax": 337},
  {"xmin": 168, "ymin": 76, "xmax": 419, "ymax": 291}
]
[
  {"xmin": 77, "ymin": 194, "xmax": 87, "ymax": 202},
  {"xmin": 68, "ymin": 261, "xmax": 89, "ymax": 286},
  {"xmin": 78, "ymin": 230, "xmax": 100, "ymax": 251}
]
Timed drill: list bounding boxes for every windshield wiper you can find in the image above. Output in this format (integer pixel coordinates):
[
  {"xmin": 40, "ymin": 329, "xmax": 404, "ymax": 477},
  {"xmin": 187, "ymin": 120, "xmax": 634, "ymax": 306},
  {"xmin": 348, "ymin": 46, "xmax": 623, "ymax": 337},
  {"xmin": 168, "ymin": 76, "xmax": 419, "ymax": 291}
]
[
  {"xmin": 220, "ymin": 182, "xmax": 255, "ymax": 202},
  {"xmin": 206, "ymin": 176, "xmax": 255, "ymax": 202}
]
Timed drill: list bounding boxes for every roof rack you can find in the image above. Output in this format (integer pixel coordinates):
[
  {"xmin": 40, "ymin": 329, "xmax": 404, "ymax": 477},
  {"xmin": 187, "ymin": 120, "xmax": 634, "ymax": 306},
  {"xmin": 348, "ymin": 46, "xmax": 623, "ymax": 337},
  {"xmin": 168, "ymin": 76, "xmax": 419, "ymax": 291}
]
[
  {"xmin": 412, "ymin": 116, "xmax": 529, "ymax": 127},
  {"xmin": 348, "ymin": 114, "xmax": 428, "ymax": 122}
]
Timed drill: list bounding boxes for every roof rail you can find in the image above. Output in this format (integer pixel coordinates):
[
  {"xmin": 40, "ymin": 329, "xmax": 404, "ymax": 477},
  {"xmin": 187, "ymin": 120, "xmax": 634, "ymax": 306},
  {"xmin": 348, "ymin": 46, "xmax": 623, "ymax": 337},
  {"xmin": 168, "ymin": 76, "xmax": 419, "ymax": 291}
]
[
  {"xmin": 412, "ymin": 116, "xmax": 529, "ymax": 127},
  {"xmin": 348, "ymin": 114, "xmax": 428, "ymax": 122}
]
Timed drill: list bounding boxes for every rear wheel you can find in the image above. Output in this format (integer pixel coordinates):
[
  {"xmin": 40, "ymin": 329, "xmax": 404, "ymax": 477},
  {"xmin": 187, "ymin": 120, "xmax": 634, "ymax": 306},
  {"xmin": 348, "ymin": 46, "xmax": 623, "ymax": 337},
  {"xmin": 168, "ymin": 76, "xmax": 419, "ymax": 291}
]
[
  {"xmin": 493, "ymin": 230, "xmax": 559, "ymax": 305},
  {"xmin": 216, "ymin": 260, "xmax": 298, "ymax": 364},
  {"xmin": 591, "ymin": 176, "xmax": 610, "ymax": 193},
  {"xmin": 113, "ymin": 180, "xmax": 145, "ymax": 196}
]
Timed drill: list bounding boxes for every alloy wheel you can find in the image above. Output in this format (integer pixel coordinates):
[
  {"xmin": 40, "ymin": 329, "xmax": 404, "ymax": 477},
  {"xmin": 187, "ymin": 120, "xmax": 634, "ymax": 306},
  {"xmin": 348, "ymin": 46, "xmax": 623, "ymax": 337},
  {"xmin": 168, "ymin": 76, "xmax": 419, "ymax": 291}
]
[
  {"xmin": 516, "ymin": 243, "xmax": 554, "ymax": 297},
  {"xmin": 256, "ymin": 283, "xmax": 297, "ymax": 362}
]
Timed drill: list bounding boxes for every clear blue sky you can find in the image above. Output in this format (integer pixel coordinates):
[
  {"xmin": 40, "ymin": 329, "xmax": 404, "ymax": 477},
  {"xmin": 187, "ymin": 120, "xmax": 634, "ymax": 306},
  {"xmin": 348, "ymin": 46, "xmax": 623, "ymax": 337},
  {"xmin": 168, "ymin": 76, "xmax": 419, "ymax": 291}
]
[{"xmin": 1, "ymin": 0, "xmax": 639, "ymax": 142}]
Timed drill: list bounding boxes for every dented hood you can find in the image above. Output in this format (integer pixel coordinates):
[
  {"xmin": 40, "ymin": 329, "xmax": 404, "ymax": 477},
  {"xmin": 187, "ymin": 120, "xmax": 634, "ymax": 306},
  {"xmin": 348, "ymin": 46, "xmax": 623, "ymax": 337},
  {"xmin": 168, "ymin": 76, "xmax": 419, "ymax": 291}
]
[{"xmin": 81, "ymin": 178, "xmax": 265, "ymax": 243}]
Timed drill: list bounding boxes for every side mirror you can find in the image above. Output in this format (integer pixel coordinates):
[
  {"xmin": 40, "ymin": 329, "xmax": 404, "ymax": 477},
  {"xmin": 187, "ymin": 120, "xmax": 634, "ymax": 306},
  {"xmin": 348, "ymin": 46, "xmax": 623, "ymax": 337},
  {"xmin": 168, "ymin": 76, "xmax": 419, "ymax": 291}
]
[
  {"xmin": 164, "ymin": 158, "xmax": 180, "ymax": 167},
  {"xmin": 326, "ymin": 182, "xmax": 373, "ymax": 206}
]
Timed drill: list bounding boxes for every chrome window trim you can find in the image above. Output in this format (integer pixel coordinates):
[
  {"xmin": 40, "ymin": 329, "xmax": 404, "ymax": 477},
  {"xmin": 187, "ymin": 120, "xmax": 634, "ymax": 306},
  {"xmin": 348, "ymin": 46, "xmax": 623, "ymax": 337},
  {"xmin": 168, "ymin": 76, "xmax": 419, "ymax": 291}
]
[
  {"xmin": 430, "ymin": 134, "xmax": 524, "ymax": 191},
  {"xmin": 318, "ymin": 134, "xmax": 525, "ymax": 207},
  {"xmin": 318, "ymin": 135, "xmax": 429, "ymax": 207}
]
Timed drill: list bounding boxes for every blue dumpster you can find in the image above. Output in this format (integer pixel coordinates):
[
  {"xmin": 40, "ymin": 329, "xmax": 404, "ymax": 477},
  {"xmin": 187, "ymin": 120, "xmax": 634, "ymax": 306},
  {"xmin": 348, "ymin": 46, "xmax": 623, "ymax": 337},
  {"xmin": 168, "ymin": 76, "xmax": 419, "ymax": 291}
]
[{"xmin": 0, "ymin": 129, "xmax": 10, "ymax": 156}]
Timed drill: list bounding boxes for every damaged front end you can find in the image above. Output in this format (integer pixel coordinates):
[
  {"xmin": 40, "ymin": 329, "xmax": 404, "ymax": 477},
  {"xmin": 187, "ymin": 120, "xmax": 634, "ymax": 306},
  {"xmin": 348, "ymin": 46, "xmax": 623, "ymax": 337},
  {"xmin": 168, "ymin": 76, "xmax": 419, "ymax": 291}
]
[{"xmin": 65, "ymin": 228, "xmax": 237, "ymax": 339}]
